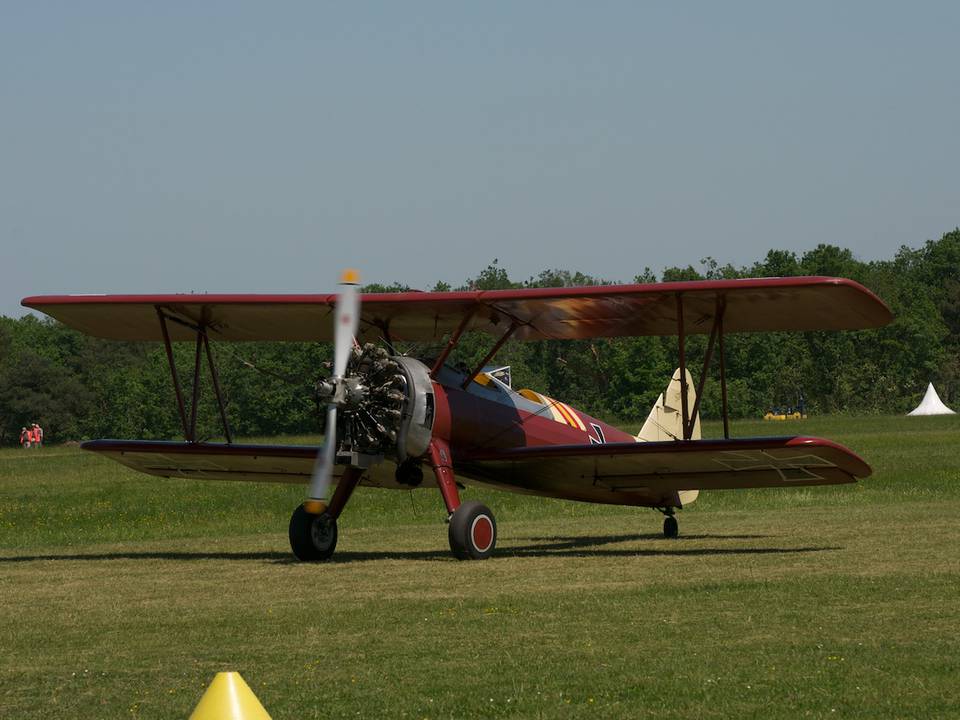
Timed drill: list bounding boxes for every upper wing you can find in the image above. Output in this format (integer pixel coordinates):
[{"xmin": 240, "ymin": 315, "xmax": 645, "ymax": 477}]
[
  {"xmin": 22, "ymin": 276, "xmax": 890, "ymax": 343},
  {"xmin": 454, "ymin": 436, "xmax": 870, "ymax": 506}
]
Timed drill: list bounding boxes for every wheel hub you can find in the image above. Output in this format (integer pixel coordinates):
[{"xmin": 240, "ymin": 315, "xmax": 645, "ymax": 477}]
[{"xmin": 311, "ymin": 515, "xmax": 335, "ymax": 549}]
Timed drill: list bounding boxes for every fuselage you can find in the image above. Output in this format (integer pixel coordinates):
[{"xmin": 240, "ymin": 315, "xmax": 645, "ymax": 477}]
[
  {"xmin": 432, "ymin": 366, "xmax": 633, "ymax": 453},
  {"xmin": 362, "ymin": 364, "xmax": 653, "ymax": 503}
]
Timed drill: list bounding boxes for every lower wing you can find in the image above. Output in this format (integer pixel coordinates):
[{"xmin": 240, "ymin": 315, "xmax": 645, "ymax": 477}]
[
  {"xmin": 82, "ymin": 440, "xmax": 322, "ymax": 483},
  {"xmin": 82, "ymin": 436, "xmax": 870, "ymax": 508},
  {"xmin": 455, "ymin": 436, "xmax": 870, "ymax": 507}
]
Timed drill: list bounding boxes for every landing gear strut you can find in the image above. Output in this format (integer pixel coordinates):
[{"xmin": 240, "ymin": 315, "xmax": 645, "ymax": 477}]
[
  {"xmin": 290, "ymin": 467, "xmax": 363, "ymax": 562},
  {"xmin": 428, "ymin": 439, "xmax": 497, "ymax": 560}
]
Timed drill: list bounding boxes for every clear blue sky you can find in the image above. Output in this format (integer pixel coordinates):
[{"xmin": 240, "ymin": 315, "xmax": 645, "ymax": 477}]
[{"xmin": 2, "ymin": 2, "xmax": 957, "ymax": 317}]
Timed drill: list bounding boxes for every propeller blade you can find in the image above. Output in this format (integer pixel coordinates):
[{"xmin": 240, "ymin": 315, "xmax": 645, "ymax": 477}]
[
  {"xmin": 333, "ymin": 270, "xmax": 360, "ymax": 379},
  {"xmin": 305, "ymin": 403, "xmax": 339, "ymax": 512},
  {"xmin": 304, "ymin": 270, "xmax": 361, "ymax": 514}
]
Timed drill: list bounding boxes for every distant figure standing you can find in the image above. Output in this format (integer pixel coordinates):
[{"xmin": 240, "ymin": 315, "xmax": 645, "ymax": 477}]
[
  {"xmin": 32, "ymin": 423, "xmax": 44, "ymax": 448},
  {"xmin": 19, "ymin": 427, "xmax": 31, "ymax": 449}
]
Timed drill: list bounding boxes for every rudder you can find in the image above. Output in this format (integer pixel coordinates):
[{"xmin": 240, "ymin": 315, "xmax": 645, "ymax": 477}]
[{"xmin": 636, "ymin": 368, "xmax": 700, "ymax": 506}]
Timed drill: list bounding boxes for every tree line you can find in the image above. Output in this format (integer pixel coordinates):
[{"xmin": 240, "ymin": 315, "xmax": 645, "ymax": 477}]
[{"xmin": 2, "ymin": 229, "xmax": 958, "ymax": 445}]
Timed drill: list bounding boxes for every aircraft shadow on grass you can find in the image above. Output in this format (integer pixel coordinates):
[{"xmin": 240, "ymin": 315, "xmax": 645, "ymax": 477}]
[{"xmin": 0, "ymin": 533, "xmax": 840, "ymax": 564}]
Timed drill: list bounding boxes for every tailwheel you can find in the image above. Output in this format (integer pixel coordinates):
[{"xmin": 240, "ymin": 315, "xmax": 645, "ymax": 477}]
[
  {"xmin": 448, "ymin": 501, "xmax": 497, "ymax": 560},
  {"xmin": 289, "ymin": 504, "xmax": 338, "ymax": 561},
  {"xmin": 662, "ymin": 514, "xmax": 679, "ymax": 539}
]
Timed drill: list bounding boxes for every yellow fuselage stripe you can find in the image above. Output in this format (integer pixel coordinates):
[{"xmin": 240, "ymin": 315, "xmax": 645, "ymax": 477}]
[
  {"xmin": 553, "ymin": 402, "xmax": 574, "ymax": 426},
  {"xmin": 547, "ymin": 404, "xmax": 567, "ymax": 424},
  {"xmin": 553, "ymin": 402, "xmax": 579, "ymax": 430},
  {"xmin": 560, "ymin": 403, "xmax": 586, "ymax": 431},
  {"xmin": 536, "ymin": 394, "xmax": 568, "ymax": 424}
]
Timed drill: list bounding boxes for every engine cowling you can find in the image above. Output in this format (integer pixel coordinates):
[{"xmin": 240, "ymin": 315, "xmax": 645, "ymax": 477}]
[{"xmin": 393, "ymin": 356, "xmax": 435, "ymax": 461}]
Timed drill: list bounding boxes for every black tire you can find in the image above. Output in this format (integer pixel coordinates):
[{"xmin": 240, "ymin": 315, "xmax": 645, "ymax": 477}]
[
  {"xmin": 663, "ymin": 515, "xmax": 679, "ymax": 539},
  {"xmin": 448, "ymin": 500, "xmax": 497, "ymax": 560},
  {"xmin": 289, "ymin": 504, "xmax": 338, "ymax": 561}
]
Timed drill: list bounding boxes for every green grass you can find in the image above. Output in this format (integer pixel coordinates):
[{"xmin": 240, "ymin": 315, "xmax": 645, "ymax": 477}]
[{"xmin": 1, "ymin": 415, "xmax": 959, "ymax": 718}]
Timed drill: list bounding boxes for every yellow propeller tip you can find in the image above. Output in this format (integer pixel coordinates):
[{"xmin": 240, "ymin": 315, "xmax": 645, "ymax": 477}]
[
  {"xmin": 340, "ymin": 269, "xmax": 360, "ymax": 285},
  {"xmin": 303, "ymin": 500, "xmax": 328, "ymax": 515}
]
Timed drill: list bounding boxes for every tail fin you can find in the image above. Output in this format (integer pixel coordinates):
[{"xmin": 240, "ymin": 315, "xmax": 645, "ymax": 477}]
[
  {"xmin": 637, "ymin": 368, "xmax": 700, "ymax": 506},
  {"xmin": 636, "ymin": 368, "xmax": 701, "ymax": 442}
]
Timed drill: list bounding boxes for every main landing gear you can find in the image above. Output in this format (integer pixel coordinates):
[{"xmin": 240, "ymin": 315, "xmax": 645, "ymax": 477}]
[
  {"xmin": 429, "ymin": 439, "xmax": 497, "ymax": 560},
  {"xmin": 289, "ymin": 444, "xmax": 498, "ymax": 561}
]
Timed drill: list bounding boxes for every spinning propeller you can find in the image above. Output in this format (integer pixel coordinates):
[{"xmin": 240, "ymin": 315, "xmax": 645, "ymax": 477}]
[
  {"xmin": 304, "ymin": 270, "xmax": 360, "ymax": 514},
  {"xmin": 303, "ymin": 271, "xmax": 408, "ymax": 515}
]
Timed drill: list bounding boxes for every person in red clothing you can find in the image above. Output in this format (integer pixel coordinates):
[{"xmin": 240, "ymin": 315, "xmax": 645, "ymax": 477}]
[
  {"xmin": 20, "ymin": 427, "xmax": 30, "ymax": 449},
  {"xmin": 32, "ymin": 423, "xmax": 44, "ymax": 448}
]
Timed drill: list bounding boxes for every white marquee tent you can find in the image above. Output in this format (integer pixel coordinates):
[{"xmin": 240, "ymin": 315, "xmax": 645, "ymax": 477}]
[{"xmin": 907, "ymin": 383, "xmax": 955, "ymax": 416}]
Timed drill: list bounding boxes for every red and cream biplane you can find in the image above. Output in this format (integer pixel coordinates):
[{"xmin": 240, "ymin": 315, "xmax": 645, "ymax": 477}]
[{"xmin": 23, "ymin": 274, "xmax": 891, "ymax": 561}]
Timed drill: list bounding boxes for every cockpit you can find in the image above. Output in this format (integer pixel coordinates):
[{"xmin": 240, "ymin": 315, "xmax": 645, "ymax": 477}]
[{"xmin": 460, "ymin": 365, "xmax": 561, "ymax": 411}]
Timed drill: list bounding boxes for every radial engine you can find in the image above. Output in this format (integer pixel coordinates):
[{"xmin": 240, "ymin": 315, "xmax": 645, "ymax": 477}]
[{"xmin": 315, "ymin": 343, "xmax": 436, "ymax": 463}]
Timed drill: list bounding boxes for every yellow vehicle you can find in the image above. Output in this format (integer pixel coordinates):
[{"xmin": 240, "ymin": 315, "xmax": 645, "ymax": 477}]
[{"xmin": 763, "ymin": 406, "xmax": 806, "ymax": 421}]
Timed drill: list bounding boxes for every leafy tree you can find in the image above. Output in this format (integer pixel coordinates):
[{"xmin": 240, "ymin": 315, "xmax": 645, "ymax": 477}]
[
  {"xmin": 0, "ymin": 348, "xmax": 92, "ymax": 442},
  {"xmin": 463, "ymin": 259, "xmax": 518, "ymax": 291},
  {"xmin": 800, "ymin": 244, "xmax": 858, "ymax": 277},
  {"xmin": 361, "ymin": 282, "xmax": 415, "ymax": 293},
  {"xmin": 661, "ymin": 265, "xmax": 703, "ymax": 282},
  {"xmin": 752, "ymin": 249, "xmax": 800, "ymax": 277}
]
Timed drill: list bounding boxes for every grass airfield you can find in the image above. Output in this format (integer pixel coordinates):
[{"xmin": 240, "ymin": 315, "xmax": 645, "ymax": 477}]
[{"xmin": 1, "ymin": 415, "xmax": 959, "ymax": 719}]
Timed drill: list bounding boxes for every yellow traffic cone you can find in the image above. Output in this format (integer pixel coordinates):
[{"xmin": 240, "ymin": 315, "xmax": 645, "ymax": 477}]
[{"xmin": 189, "ymin": 672, "xmax": 272, "ymax": 719}]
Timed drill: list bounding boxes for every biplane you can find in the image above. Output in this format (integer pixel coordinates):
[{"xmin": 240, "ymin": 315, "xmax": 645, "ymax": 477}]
[{"xmin": 22, "ymin": 274, "xmax": 891, "ymax": 561}]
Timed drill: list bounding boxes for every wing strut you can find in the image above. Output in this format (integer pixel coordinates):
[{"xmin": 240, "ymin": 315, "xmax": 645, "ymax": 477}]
[
  {"xmin": 686, "ymin": 297, "xmax": 723, "ymax": 439},
  {"xmin": 155, "ymin": 307, "xmax": 234, "ymax": 443},
  {"xmin": 677, "ymin": 294, "xmax": 690, "ymax": 439},
  {"xmin": 676, "ymin": 293, "xmax": 730, "ymax": 441},
  {"xmin": 203, "ymin": 332, "xmax": 233, "ymax": 443},
  {"xmin": 461, "ymin": 321, "xmax": 520, "ymax": 390},
  {"xmin": 189, "ymin": 332, "xmax": 203, "ymax": 440},
  {"xmin": 718, "ymin": 296, "xmax": 730, "ymax": 439},
  {"xmin": 431, "ymin": 307, "xmax": 477, "ymax": 378},
  {"xmin": 157, "ymin": 308, "xmax": 191, "ymax": 439}
]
